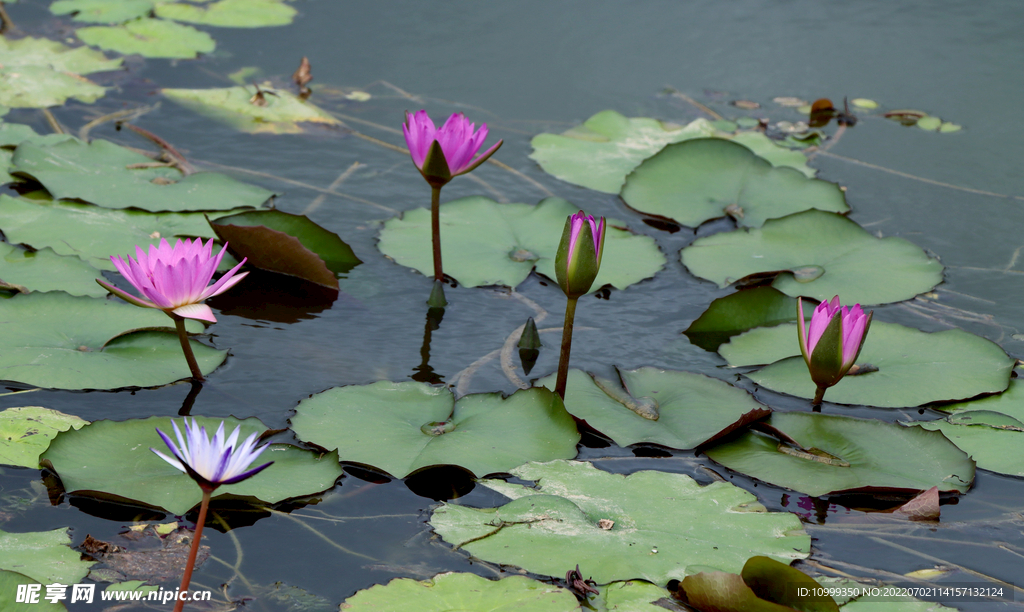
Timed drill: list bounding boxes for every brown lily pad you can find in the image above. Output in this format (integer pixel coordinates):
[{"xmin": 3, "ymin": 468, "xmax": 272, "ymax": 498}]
[{"xmin": 83, "ymin": 527, "xmax": 209, "ymax": 583}]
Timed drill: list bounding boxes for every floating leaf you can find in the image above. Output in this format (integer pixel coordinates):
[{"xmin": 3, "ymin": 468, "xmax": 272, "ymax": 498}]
[
  {"xmin": 910, "ymin": 416, "xmax": 1024, "ymax": 477},
  {"xmin": 0, "ymin": 194, "xmax": 241, "ymax": 271},
  {"xmin": 211, "ymin": 209, "xmax": 361, "ymax": 288},
  {"xmin": 11, "ymin": 139, "xmax": 273, "ymax": 212},
  {"xmin": 621, "ymin": 139, "xmax": 846, "ymax": 228},
  {"xmin": 430, "ymin": 460, "xmax": 809, "ymax": 585},
  {"xmin": 538, "ymin": 368, "xmax": 769, "ymax": 450},
  {"xmin": 850, "ymin": 99, "xmax": 878, "ymax": 109},
  {"xmin": 705, "ymin": 412, "xmax": 974, "ymax": 496},
  {"xmin": 729, "ymin": 131, "xmax": 816, "ymax": 178},
  {"xmin": 0, "ymin": 36, "xmax": 121, "ymax": 108},
  {"xmin": 529, "ymin": 111, "xmax": 716, "ymax": 193},
  {"xmin": 0, "ymin": 292, "xmax": 222, "ymax": 390},
  {"xmin": 340, "ymin": 573, "xmax": 579, "ymax": 611},
  {"xmin": 0, "ymin": 242, "xmax": 106, "ymax": 297},
  {"xmin": 292, "ymin": 383, "xmax": 578, "ymax": 478},
  {"xmin": 40, "ymin": 415, "xmax": 344, "ymax": 515},
  {"xmin": 0, "ymin": 528, "xmax": 94, "ymax": 584},
  {"xmin": 154, "ymin": 0, "xmax": 297, "ymax": 27},
  {"xmin": 0, "ymin": 122, "xmax": 43, "ymax": 147},
  {"xmin": 819, "ymin": 577, "xmax": 958, "ymax": 611},
  {"xmin": 680, "ymin": 210, "xmax": 943, "ymax": 306},
  {"xmin": 0, "ymin": 570, "xmax": 67, "ymax": 610},
  {"xmin": 51, "ymin": 0, "xmax": 155, "ymax": 23},
  {"xmin": 0, "ymin": 406, "xmax": 88, "ymax": 468},
  {"xmin": 0, "ymin": 35, "xmax": 122, "ymax": 74},
  {"xmin": 685, "ymin": 287, "xmax": 810, "ymax": 352},
  {"xmin": 939, "ymin": 378, "xmax": 1024, "ymax": 421},
  {"xmin": 378, "ymin": 196, "xmax": 664, "ymax": 291},
  {"xmin": 163, "ymin": 85, "xmax": 341, "ymax": 134},
  {"xmin": 76, "ymin": 18, "xmax": 215, "ymax": 59},
  {"xmin": 915, "ymin": 116, "xmax": 942, "ymax": 131},
  {"xmin": 939, "ymin": 122, "xmax": 962, "ymax": 133},
  {"xmin": 724, "ymin": 322, "xmax": 1013, "ymax": 408}
]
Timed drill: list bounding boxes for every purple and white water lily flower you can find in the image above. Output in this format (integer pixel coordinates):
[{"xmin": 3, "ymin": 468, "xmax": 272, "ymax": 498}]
[
  {"xmin": 152, "ymin": 418, "xmax": 273, "ymax": 493},
  {"xmin": 98, "ymin": 237, "xmax": 248, "ymax": 324}
]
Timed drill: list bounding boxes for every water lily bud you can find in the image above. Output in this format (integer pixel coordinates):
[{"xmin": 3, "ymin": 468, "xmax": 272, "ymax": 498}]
[
  {"xmin": 555, "ymin": 211, "xmax": 606, "ymax": 299},
  {"xmin": 797, "ymin": 295, "xmax": 873, "ymax": 392}
]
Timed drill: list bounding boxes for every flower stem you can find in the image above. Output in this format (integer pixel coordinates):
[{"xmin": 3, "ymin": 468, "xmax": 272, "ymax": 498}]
[
  {"xmin": 430, "ymin": 185, "xmax": 444, "ymax": 283},
  {"xmin": 174, "ymin": 489, "xmax": 211, "ymax": 612},
  {"xmin": 173, "ymin": 315, "xmax": 205, "ymax": 382},
  {"xmin": 812, "ymin": 385, "xmax": 826, "ymax": 411},
  {"xmin": 554, "ymin": 297, "xmax": 578, "ymax": 400}
]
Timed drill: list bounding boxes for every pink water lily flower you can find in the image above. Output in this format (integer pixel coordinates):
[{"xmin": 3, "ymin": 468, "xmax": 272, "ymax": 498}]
[
  {"xmin": 797, "ymin": 295, "xmax": 873, "ymax": 404},
  {"xmin": 98, "ymin": 238, "xmax": 247, "ymax": 323},
  {"xmin": 152, "ymin": 418, "xmax": 273, "ymax": 493},
  {"xmin": 403, "ymin": 110, "xmax": 503, "ymax": 186},
  {"xmin": 555, "ymin": 210, "xmax": 606, "ymax": 299}
]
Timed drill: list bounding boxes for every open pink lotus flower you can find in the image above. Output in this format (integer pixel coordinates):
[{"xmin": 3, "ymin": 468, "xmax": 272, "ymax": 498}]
[
  {"xmin": 97, "ymin": 238, "xmax": 247, "ymax": 323},
  {"xmin": 797, "ymin": 295, "xmax": 872, "ymax": 395},
  {"xmin": 403, "ymin": 110, "xmax": 502, "ymax": 187}
]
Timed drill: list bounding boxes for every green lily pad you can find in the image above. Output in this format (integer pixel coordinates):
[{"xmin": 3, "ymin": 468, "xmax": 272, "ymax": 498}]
[
  {"xmin": 680, "ymin": 209, "xmax": 944, "ymax": 306},
  {"xmin": 291, "ymin": 383, "xmax": 579, "ymax": 478},
  {"xmin": 596, "ymin": 581, "xmax": 674, "ymax": 611},
  {"xmin": 621, "ymin": 139, "xmax": 847, "ymax": 228},
  {"xmin": 0, "ymin": 122, "xmax": 43, "ymax": 148},
  {"xmin": 916, "ymin": 116, "xmax": 942, "ymax": 131},
  {"xmin": 724, "ymin": 322, "xmax": 1014, "ymax": 408},
  {"xmin": 51, "ymin": 0, "xmax": 155, "ymax": 23},
  {"xmin": 0, "ymin": 35, "xmax": 122, "ymax": 75},
  {"xmin": 154, "ymin": 0, "xmax": 297, "ymax": 28},
  {"xmin": 430, "ymin": 460, "xmax": 809, "ymax": 585},
  {"xmin": 911, "ymin": 417, "xmax": 1024, "ymax": 477},
  {"xmin": 938, "ymin": 378, "xmax": 1024, "ymax": 420},
  {"xmin": 0, "ymin": 194, "xmax": 242, "ymax": 271},
  {"xmin": 819, "ymin": 578, "xmax": 958, "ymax": 611},
  {"xmin": 705, "ymin": 413, "xmax": 974, "ymax": 496},
  {"xmin": 163, "ymin": 85, "xmax": 342, "ymax": 134},
  {"xmin": 0, "ymin": 569, "xmax": 67, "ymax": 610},
  {"xmin": 40, "ymin": 415, "xmax": 344, "ymax": 515},
  {"xmin": 341, "ymin": 573, "xmax": 579, "ymax": 612},
  {"xmin": 76, "ymin": 18, "xmax": 215, "ymax": 59},
  {"xmin": 0, "ymin": 292, "xmax": 223, "ymax": 390},
  {"xmin": 530, "ymin": 111, "xmax": 716, "ymax": 193},
  {"xmin": 11, "ymin": 138, "xmax": 273, "ymax": 212},
  {"xmin": 378, "ymin": 196, "xmax": 664, "ymax": 291},
  {"xmin": 538, "ymin": 368, "xmax": 769, "ymax": 450},
  {"xmin": 211, "ymin": 209, "xmax": 361, "ymax": 288},
  {"xmin": 0, "ymin": 242, "xmax": 106, "ymax": 297},
  {"xmin": 0, "ymin": 65, "xmax": 107, "ymax": 109},
  {"xmin": 729, "ymin": 132, "xmax": 816, "ymax": 178},
  {"xmin": 0, "ymin": 406, "xmax": 88, "ymax": 468},
  {"xmin": 684, "ymin": 287, "xmax": 810, "ymax": 352},
  {"xmin": 0, "ymin": 528, "xmax": 94, "ymax": 584}
]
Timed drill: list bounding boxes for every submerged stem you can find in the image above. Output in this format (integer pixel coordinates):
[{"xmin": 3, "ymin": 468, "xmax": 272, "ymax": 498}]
[
  {"xmin": 173, "ymin": 315, "xmax": 205, "ymax": 382},
  {"xmin": 554, "ymin": 297, "xmax": 578, "ymax": 399},
  {"xmin": 174, "ymin": 489, "xmax": 211, "ymax": 612},
  {"xmin": 431, "ymin": 186, "xmax": 444, "ymax": 282}
]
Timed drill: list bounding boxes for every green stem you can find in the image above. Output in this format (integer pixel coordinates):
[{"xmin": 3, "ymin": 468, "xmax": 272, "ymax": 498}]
[
  {"xmin": 812, "ymin": 385, "xmax": 826, "ymax": 411},
  {"xmin": 174, "ymin": 489, "xmax": 211, "ymax": 612},
  {"xmin": 430, "ymin": 186, "xmax": 443, "ymax": 282},
  {"xmin": 173, "ymin": 315, "xmax": 205, "ymax": 382},
  {"xmin": 554, "ymin": 297, "xmax": 578, "ymax": 400}
]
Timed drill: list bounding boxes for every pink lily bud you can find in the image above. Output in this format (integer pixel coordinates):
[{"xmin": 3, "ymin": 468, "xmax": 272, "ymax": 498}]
[
  {"xmin": 402, "ymin": 110, "xmax": 503, "ymax": 188},
  {"xmin": 555, "ymin": 210, "xmax": 606, "ymax": 299},
  {"xmin": 797, "ymin": 295, "xmax": 873, "ymax": 393}
]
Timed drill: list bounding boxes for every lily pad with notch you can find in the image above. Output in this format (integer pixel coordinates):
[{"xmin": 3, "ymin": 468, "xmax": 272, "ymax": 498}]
[
  {"xmin": 378, "ymin": 196, "xmax": 664, "ymax": 291},
  {"xmin": 0, "ymin": 292, "xmax": 224, "ymax": 390},
  {"xmin": 537, "ymin": 367, "xmax": 770, "ymax": 450},
  {"xmin": 290, "ymin": 382, "xmax": 579, "ymax": 478},
  {"xmin": 0, "ymin": 528, "xmax": 94, "ymax": 585},
  {"xmin": 163, "ymin": 85, "xmax": 342, "ymax": 134},
  {"xmin": 0, "ymin": 406, "xmax": 88, "ymax": 468},
  {"xmin": 680, "ymin": 209, "xmax": 944, "ymax": 306},
  {"xmin": 210, "ymin": 209, "xmax": 361, "ymax": 289},
  {"xmin": 430, "ymin": 460, "xmax": 809, "ymax": 585},
  {"xmin": 340, "ymin": 572, "xmax": 579, "ymax": 612},
  {"xmin": 684, "ymin": 287, "xmax": 811, "ymax": 352},
  {"xmin": 0, "ymin": 193, "xmax": 243, "ymax": 271},
  {"xmin": 0, "ymin": 36, "xmax": 121, "ymax": 108},
  {"xmin": 909, "ymin": 406, "xmax": 1024, "ymax": 477},
  {"xmin": 0, "ymin": 570, "xmax": 67, "ymax": 610},
  {"xmin": 11, "ymin": 138, "xmax": 274, "ymax": 212},
  {"xmin": 50, "ymin": 0, "xmax": 155, "ymax": 24},
  {"xmin": 75, "ymin": 18, "xmax": 216, "ymax": 59},
  {"xmin": 722, "ymin": 322, "xmax": 1014, "ymax": 408},
  {"xmin": 621, "ymin": 138, "xmax": 847, "ymax": 228},
  {"xmin": 40, "ymin": 415, "xmax": 344, "ymax": 516},
  {"xmin": 704, "ymin": 412, "xmax": 975, "ymax": 497}
]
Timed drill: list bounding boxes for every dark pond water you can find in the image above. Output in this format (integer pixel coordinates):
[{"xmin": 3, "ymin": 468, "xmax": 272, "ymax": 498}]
[{"xmin": 2, "ymin": 0, "xmax": 1023, "ymax": 609}]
